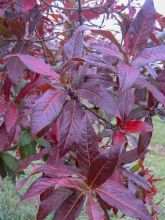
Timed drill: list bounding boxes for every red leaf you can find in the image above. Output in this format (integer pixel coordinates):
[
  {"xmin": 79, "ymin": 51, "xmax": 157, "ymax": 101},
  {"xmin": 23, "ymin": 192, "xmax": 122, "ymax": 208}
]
[
  {"xmin": 86, "ymin": 194, "xmax": 105, "ymax": 220},
  {"xmin": 5, "ymin": 103, "xmax": 18, "ymax": 134},
  {"xmin": 77, "ymin": 82, "xmax": 120, "ymax": 118},
  {"xmin": 87, "ymin": 147, "xmax": 120, "ymax": 188},
  {"xmin": 132, "ymin": 45, "xmax": 165, "ymax": 67},
  {"xmin": 53, "ymin": 191, "xmax": 85, "ymax": 220},
  {"xmin": 118, "ymin": 62, "xmax": 139, "ymax": 91},
  {"xmin": 58, "ymin": 100, "xmax": 84, "ymax": 155},
  {"xmin": 31, "ymin": 89, "xmax": 66, "ymax": 138},
  {"xmin": 96, "ymin": 180, "xmax": 152, "ymax": 220},
  {"xmin": 112, "ymin": 131, "xmax": 126, "ymax": 153},
  {"xmin": 121, "ymin": 120, "xmax": 153, "ymax": 133},
  {"xmin": 124, "ymin": 0, "xmax": 156, "ymax": 55},
  {"xmin": 76, "ymin": 113, "xmax": 100, "ymax": 173},
  {"xmin": 137, "ymin": 117, "xmax": 153, "ymax": 154},
  {"xmin": 22, "ymin": 0, "xmax": 36, "ymax": 12}
]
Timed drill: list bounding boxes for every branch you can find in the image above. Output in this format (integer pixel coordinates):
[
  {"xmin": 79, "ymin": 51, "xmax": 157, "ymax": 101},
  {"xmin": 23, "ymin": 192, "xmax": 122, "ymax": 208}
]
[{"xmin": 77, "ymin": 0, "xmax": 83, "ymax": 25}]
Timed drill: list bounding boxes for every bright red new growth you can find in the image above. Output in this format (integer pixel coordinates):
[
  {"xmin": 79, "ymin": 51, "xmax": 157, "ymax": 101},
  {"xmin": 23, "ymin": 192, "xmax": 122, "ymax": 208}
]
[{"xmin": 0, "ymin": 0, "xmax": 164, "ymax": 219}]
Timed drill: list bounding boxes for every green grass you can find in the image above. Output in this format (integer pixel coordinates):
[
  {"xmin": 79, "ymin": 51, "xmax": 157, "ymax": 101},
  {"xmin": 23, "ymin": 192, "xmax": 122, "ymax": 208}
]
[{"xmin": 0, "ymin": 117, "xmax": 164, "ymax": 220}]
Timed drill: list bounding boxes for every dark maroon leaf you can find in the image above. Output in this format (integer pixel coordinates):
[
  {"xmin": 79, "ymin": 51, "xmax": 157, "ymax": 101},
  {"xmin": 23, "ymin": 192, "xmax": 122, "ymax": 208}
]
[
  {"xmin": 87, "ymin": 147, "xmax": 120, "ymax": 188},
  {"xmin": 4, "ymin": 54, "xmax": 60, "ymax": 82},
  {"xmin": 53, "ymin": 191, "xmax": 85, "ymax": 220},
  {"xmin": 76, "ymin": 113, "xmax": 100, "ymax": 173},
  {"xmin": 121, "ymin": 120, "xmax": 153, "ymax": 133},
  {"xmin": 22, "ymin": 177, "xmax": 59, "ymax": 201},
  {"xmin": 96, "ymin": 180, "xmax": 152, "ymax": 220},
  {"xmin": 31, "ymin": 89, "xmax": 66, "ymax": 137},
  {"xmin": 72, "ymin": 62, "xmax": 89, "ymax": 88},
  {"xmin": 5, "ymin": 103, "xmax": 18, "ymax": 134},
  {"xmin": 136, "ymin": 76, "xmax": 165, "ymax": 105},
  {"xmin": 118, "ymin": 62, "xmax": 139, "ymax": 91},
  {"xmin": 132, "ymin": 45, "xmax": 165, "ymax": 67},
  {"xmin": 37, "ymin": 187, "xmax": 73, "ymax": 220},
  {"xmin": 86, "ymin": 193, "xmax": 105, "ymax": 220},
  {"xmin": 58, "ymin": 100, "xmax": 84, "ymax": 155},
  {"xmin": 124, "ymin": 0, "xmax": 156, "ymax": 55},
  {"xmin": 137, "ymin": 117, "xmax": 153, "ymax": 154},
  {"xmin": 118, "ymin": 89, "xmax": 134, "ymax": 120},
  {"xmin": 22, "ymin": 0, "xmax": 36, "ymax": 12},
  {"xmin": 77, "ymin": 81, "xmax": 120, "ymax": 118}
]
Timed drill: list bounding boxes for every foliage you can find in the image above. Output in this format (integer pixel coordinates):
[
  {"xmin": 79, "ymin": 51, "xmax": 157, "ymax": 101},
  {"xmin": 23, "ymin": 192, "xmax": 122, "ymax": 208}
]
[{"xmin": 0, "ymin": 0, "xmax": 165, "ymax": 219}]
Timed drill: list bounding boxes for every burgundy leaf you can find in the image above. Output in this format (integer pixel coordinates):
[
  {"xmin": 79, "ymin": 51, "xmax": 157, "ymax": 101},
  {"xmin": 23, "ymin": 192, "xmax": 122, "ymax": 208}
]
[
  {"xmin": 91, "ymin": 44, "xmax": 123, "ymax": 60},
  {"xmin": 37, "ymin": 187, "xmax": 73, "ymax": 220},
  {"xmin": 63, "ymin": 29, "xmax": 83, "ymax": 61},
  {"xmin": 0, "ymin": 96, "xmax": 7, "ymax": 117},
  {"xmin": 5, "ymin": 103, "xmax": 18, "ymax": 134},
  {"xmin": 86, "ymin": 193, "xmax": 105, "ymax": 220},
  {"xmin": 53, "ymin": 191, "xmax": 85, "ymax": 220},
  {"xmin": 137, "ymin": 117, "xmax": 153, "ymax": 154},
  {"xmin": 87, "ymin": 147, "xmax": 120, "ymax": 188},
  {"xmin": 4, "ymin": 54, "xmax": 59, "ymax": 82},
  {"xmin": 124, "ymin": 170, "xmax": 151, "ymax": 190},
  {"xmin": 136, "ymin": 76, "xmax": 165, "ymax": 105},
  {"xmin": 31, "ymin": 89, "xmax": 66, "ymax": 137},
  {"xmin": 58, "ymin": 100, "xmax": 84, "ymax": 155},
  {"xmin": 112, "ymin": 131, "xmax": 126, "ymax": 153},
  {"xmin": 118, "ymin": 62, "xmax": 139, "ymax": 91},
  {"xmin": 22, "ymin": 177, "xmax": 59, "ymax": 201},
  {"xmin": 121, "ymin": 120, "xmax": 153, "ymax": 133},
  {"xmin": 118, "ymin": 89, "xmax": 134, "ymax": 120},
  {"xmin": 76, "ymin": 113, "xmax": 100, "ymax": 173},
  {"xmin": 96, "ymin": 180, "xmax": 152, "ymax": 220},
  {"xmin": 132, "ymin": 45, "xmax": 165, "ymax": 67},
  {"xmin": 77, "ymin": 82, "xmax": 120, "ymax": 118},
  {"xmin": 124, "ymin": 0, "xmax": 156, "ymax": 55}
]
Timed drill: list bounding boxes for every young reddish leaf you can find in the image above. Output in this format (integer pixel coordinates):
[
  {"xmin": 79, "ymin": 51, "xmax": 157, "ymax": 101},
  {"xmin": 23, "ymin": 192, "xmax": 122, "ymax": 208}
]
[
  {"xmin": 37, "ymin": 187, "xmax": 73, "ymax": 220},
  {"xmin": 77, "ymin": 82, "xmax": 120, "ymax": 118},
  {"xmin": 87, "ymin": 147, "xmax": 120, "ymax": 188},
  {"xmin": 4, "ymin": 54, "xmax": 59, "ymax": 82},
  {"xmin": 118, "ymin": 89, "xmax": 134, "ymax": 120},
  {"xmin": 137, "ymin": 117, "xmax": 153, "ymax": 154},
  {"xmin": 5, "ymin": 103, "xmax": 18, "ymax": 134},
  {"xmin": 53, "ymin": 191, "xmax": 85, "ymax": 220},
  {"xmin": 96, "ymin": 180, "xmax": 152, "ymax": 220},
  {"xmin": 63, "ymin": 29, "xmax": 83, "ymax": 60},
  {"xmin": 31, "ymin": 89, "xmax": 66, "ymax": 138},
  {"xmin": 118, "ymin": 62, "xmax": 139, "ymax": 91},
  {"xmin": 124, "ymin": 0, "xmax": 156, "ymax": 55},
  {"xmin": 58, "ymin": 100, "xmax": 84, "ymax": 155},
  {"xmin": 121, "ymin": 120, "xmax": 153, "ymax": 133},
  {"xmin": 132, "ymin": 45, "xmax": 165, "ymax": 67},
  {"xmin": 76, "ymin": 113, "xmax": 100, "ymax": 173},
  {"xmin": 86, "ymin": 194, "xmax": 105, "ymax": 220},
  {"xmin": 112, "ymin": 131, "xmax": 126, "ymax": 153},
  {"xmin": 22, "ymin": 0, "xmax": 36, "ymax": 12}
]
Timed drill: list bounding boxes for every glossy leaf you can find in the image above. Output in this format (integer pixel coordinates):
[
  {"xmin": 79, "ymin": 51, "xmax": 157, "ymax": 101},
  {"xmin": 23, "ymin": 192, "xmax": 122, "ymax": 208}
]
[
  {"xmin": 86, "ymin": 194, "xmax": 105, "ymax": 220},
  {"xmin": 118, "ymin": 62, "xmax": 139, "ymax": 91},
  {"xmin": 31, "ymin": 89, "xmax": 66, "ymax": 137},
  {"xmin": 53, "ymin": 191, "xmax": 85, "ymax": 220},
  {"xmin": 58, "ymin": 100, "xmax": 84, "ymax": 155},
  {"xmin": 124, "ymin": 0, "xmax": 156, "ymax": 55},
  {"xmin": 87, "ymin": 147, "xmax": 120, "ymax": 188},
  {"xmin": 96, "ymin": 180, "xmax": 152, "ymax": 220},
  {"xmin": 76, "ymin": 113, "xmax": 100, "ymax": 172}
]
